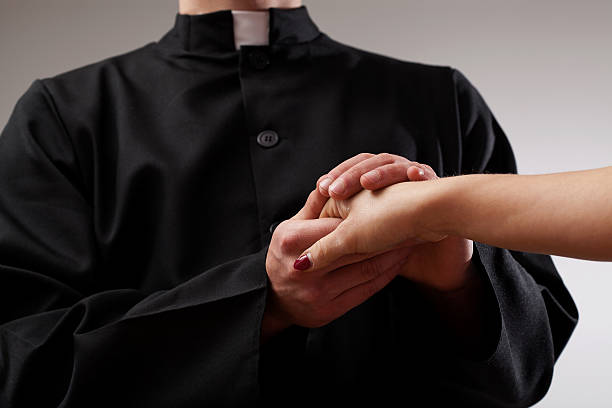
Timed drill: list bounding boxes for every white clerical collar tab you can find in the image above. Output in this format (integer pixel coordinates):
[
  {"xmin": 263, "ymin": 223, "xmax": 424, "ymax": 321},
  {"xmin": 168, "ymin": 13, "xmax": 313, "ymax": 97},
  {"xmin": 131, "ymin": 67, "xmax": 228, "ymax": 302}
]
[{"xmin": 231, "ymin": 10, "xmax": 270, "ymax": 50}]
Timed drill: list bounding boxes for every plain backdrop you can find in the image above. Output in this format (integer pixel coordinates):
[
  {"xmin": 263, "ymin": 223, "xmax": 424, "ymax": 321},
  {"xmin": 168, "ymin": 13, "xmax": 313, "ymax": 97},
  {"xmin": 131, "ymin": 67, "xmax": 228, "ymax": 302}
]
[{"xmin": 1, "ymin": 0, "xmax": 611, "ymax": 406}]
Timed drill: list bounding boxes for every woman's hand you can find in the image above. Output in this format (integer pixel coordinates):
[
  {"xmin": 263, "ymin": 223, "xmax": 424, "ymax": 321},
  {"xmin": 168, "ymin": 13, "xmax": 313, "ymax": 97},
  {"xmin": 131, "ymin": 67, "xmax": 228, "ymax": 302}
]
[
  {"xmin": 318, "ymin": 181, "xmax": 448, "ymax": 252},
  {"xmin": 298, "ymin": 153, "xmax": 475, "ymax": 291},
  {"xmin": 309, "ymin": 179, "xmax": 448, "ymax": 262},
  {"xmin": 312, "ymin": 181, "xmax": 474, "ymax": 291},
  {"xmin": 310, "ymin": 152, "xmax": 443, "ymax": 256}
]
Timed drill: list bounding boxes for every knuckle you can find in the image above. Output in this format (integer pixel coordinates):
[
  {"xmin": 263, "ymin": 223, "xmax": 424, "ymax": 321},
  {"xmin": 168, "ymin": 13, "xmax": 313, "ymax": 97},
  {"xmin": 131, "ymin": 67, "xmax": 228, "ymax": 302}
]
[
  {"xmin": 358, "ymin": 152, "xmax": 375, "ymax": 161},
  {"xmin": 398, "ymin": 155, "xmax": 410, "ymax": 164},
  {"xmin": 329, "ymin": 166, "xmax": 346, "ymax": 178},
  {"xmin": 301, "ymin": 285, "xmax": 323, "ymax": 304},
  {"xmin": 341, "ymin": 170, "xmax": 355, "ymax": 181},
  {"xmin": 372, "ymin": 165, "xmax": 388, "ymax": 179},
  {"xmin": 344, "ymin": 168, "xmax": 363, "ymax": 184},
  {"xmin": 273, "ymin": 220, "xmax": 290, "ymax": 236},
  {"xmin": 278, "ymin": 230, "xmax": 301, "ymax": 254},
  {"xmin": 377, "ymin": 152, "xmax": 395, "ymax": 163},
  {"xmin": 328, "ymin": 167, "xmax": 342, "ymax": 178}
]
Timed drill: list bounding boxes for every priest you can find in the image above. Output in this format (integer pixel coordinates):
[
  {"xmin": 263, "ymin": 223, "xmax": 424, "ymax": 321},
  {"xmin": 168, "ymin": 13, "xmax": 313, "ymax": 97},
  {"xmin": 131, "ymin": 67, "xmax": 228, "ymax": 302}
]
[{"xmin": 0, "ymin": 0, "xmax": 577, "ymax": 406}]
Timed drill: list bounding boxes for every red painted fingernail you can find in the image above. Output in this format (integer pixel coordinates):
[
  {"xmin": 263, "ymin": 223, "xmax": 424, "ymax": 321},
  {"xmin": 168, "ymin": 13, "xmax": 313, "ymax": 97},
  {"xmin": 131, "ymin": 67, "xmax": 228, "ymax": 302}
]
[{"xmin": 293, "ymin": 253, "xmax": 312, "ymax": 270}]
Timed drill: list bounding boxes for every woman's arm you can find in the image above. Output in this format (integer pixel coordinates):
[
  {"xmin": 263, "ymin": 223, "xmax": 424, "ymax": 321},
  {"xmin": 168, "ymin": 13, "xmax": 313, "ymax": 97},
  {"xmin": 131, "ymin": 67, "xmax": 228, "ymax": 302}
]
[
  {"xmin": 300, "ymin": 166, "xmax": 612, "ymax": 270},
  {"xmin": 432, "ymin": 167, "xmax": 612, "ymax": 261}
]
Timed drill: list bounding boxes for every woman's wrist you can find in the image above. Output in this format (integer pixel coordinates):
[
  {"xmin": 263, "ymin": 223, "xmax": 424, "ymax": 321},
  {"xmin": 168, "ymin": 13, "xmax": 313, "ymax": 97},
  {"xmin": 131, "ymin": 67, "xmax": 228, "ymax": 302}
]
[
  {"xmin": 425, "ymin": 176, "xmax": 470, "ymax": 239},
  {"xmin": 405, "ymin": 177, "xmax": 457, "ymax": 242}
]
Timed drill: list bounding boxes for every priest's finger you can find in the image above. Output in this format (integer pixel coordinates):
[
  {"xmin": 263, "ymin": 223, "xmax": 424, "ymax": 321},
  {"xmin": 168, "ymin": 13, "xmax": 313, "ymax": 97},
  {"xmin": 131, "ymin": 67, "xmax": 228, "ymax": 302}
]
[
  {"xmin": 329, "ymin": 257, "xmax": 404, "ymax": 316},
  {"xmin": 360, "ymin": 163, "xmax": 437, "ymax": 189},
  {"xmin": 327, "ymin": 153, "xmax": 401, "ymax": 199},
  {"xmin": 324, "ymin": 247, "xmax": 412, "ymax": 299},
  {"xmin": 292, "ymin": 189, "xmax": 329, "ymax": 220},
  {"xmin": 406, "ymin": 163, "xmax": 438, "ymax": 181},
  {"xmin": 317, "ymin": 153, "xmax": 375, "ymax": 196}
]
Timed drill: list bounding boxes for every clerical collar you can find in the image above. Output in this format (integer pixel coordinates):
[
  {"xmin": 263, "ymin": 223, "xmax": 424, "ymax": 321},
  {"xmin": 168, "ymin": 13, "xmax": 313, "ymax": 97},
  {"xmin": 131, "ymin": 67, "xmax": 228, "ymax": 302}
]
[
  {"xmin": 158, "ymin": 6, "xmax": 320, "ymax": 54},
  {"xmin": 231, "ymin": 10, "xmax": 269, "ymax": 50}
]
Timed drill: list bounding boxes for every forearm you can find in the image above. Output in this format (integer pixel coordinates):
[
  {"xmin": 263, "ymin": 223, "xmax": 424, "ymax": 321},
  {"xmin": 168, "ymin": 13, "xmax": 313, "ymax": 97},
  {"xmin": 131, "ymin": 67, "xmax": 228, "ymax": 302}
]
[{"xmin": 432, "ymin": 167, "xmax": 612, "ymax": 261}]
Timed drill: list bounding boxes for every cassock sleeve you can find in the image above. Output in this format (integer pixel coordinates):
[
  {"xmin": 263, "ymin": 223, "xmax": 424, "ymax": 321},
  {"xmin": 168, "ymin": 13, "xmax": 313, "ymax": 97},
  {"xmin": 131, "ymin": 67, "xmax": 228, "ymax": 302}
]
[
  {"xmin": 0, "ymin": 81, "xmax": 267, "ymax": 406},
  {"xmin": 435, "ymin": 69, "xmax": 579, "ymax": 406}
]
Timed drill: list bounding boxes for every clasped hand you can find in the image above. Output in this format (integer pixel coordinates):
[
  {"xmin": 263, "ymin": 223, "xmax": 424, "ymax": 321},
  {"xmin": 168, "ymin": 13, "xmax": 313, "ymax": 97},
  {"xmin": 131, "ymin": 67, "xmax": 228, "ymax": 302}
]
[{"xmin": 263, "ymin": 153, "xmax": 474, "ymax": 340}]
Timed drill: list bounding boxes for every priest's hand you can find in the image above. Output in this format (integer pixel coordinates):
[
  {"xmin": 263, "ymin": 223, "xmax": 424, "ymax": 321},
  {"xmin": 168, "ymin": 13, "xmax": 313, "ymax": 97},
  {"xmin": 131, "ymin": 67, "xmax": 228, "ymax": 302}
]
[{"xmin": 262, "ymin": 189, "xmax": 412, "ymax": 343}]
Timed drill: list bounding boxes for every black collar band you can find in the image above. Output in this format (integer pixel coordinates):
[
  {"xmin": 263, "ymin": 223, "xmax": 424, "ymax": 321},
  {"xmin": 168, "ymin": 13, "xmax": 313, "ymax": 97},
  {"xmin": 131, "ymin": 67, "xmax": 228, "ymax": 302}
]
[{"xmin": 158, "ymin": 6, "xmax": 320, "ymax": 54}]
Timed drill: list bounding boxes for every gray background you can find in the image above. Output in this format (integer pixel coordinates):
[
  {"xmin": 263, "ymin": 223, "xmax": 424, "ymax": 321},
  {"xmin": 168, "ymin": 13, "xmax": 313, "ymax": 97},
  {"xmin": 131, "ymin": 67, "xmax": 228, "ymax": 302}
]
[{"xmin": 1, "ymin": 0, "xmax": 611, "ymax": 406}]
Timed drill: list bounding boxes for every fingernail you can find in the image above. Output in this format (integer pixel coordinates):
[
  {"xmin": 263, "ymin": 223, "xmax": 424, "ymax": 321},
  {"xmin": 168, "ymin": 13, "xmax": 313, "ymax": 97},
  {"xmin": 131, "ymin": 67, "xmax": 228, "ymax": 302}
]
[
  {"xmin": 363, "ymin": 170, "xmax": 381, "ymax": 183},
  {"xmin": 329, "ymin": 178, "xmax": 346, "ymax": 195},
  {"xmin": 319, "ymin": 177, "xmax": 332, "ymax": 192},
  {"xmin": 293, "ymin": 253, "xmax": 313, "ymax": 270},
  {"xmin": 418, "ymin": 168, "xmax": 425, "ymax": 177}
]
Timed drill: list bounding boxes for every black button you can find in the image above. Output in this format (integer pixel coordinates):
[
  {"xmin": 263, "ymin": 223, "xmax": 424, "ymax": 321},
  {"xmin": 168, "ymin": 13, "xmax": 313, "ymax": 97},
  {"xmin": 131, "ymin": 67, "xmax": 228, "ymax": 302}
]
[
  {"xmin": 248, "ymin": 50, "xmax": 270, "ymax": 70},
  {"xmin": 257, "ymin": 130, "xmax": 279, "ymax": 148},
  {"xmin": 269, "ymin": 221, "xmax": 281, "ymax": 234}
]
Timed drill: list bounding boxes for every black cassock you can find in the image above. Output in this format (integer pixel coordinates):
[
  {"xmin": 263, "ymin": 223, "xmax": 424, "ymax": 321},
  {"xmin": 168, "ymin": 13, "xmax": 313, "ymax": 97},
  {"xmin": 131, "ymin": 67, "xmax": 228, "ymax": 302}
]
[{"xmin": 0, "ymin": 6, "xmax": 577, "ymax": 407}]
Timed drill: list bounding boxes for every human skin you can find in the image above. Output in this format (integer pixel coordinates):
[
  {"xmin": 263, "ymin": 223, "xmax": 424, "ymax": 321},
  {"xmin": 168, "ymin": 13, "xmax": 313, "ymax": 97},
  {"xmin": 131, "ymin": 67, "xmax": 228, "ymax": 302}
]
[{"xmin": 303, "ymin": 166, "xmax": 612, "ymax": 268}]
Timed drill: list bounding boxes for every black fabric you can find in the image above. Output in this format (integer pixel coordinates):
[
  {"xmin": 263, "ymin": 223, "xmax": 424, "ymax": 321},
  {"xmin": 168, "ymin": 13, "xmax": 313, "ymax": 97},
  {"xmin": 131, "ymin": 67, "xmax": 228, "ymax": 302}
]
[{"xmin": 0, "ymin": 6, "xmax": 577, "ymax": 407}]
